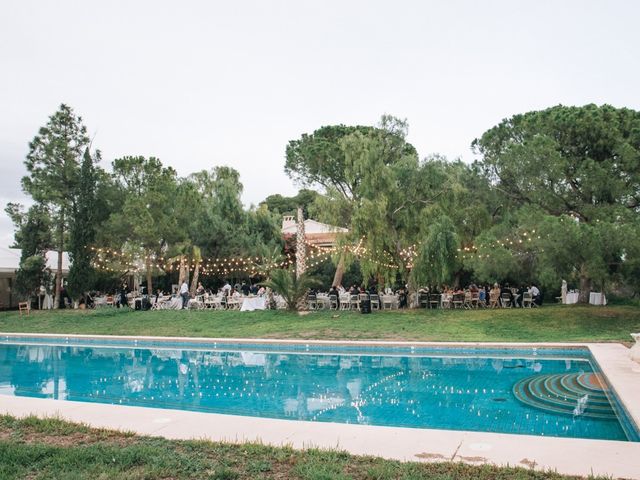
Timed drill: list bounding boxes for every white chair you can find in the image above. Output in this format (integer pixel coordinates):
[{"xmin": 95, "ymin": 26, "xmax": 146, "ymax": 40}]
[
  {"xmin": 370, "ymin": 294, "xmax": 380, "ymax": 310},
  {"xmin": 307, "ymin": 294, "xmax": 318, "ymax": 311},
  {"xmin": 349, "ymin": 294, "xmax": 360, "ymax": 310},
  {"xmin": 339, "ymin": 295, "xmax": 350, "ymax": 310},
  {"xmin": 329, "ymin": 294, "xmax": 339, "ymax": 310},
  {"xmin": 500, "ymin": 293, "xmax": 512, "ymax": 308}
]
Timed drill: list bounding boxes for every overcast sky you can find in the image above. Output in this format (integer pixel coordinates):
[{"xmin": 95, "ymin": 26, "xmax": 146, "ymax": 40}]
[{"xmin": 1, "ymin": 0, "xmax": 639, "ymax": 247}]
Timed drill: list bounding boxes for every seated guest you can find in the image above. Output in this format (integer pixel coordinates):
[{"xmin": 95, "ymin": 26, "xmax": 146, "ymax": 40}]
[
  {"xmin": 329, "ymin": 285, "xmax": 339, "ymax": 298},
  {"xmin": 196, "ymin": 282, "xmax": 205, "ymax": 296},
  {"xmin": 516, "ymin": 285, "xmax": 528, "ymax": 307},
  {"xmin": 349, "ymin": 284, "xmax": 359, "ymax": 295},
  {"xmin": 250, "ymin": 283, "xmax": 259, "ymax": 295},
  {"xmin": 530, "ymin": 283, "xmax": 542, "ymax": 306},
  {"xmin": 240, "ymin": 282, "xmax": 250, "ymax": 296},
  {"xmin": 489, "ymin": 283, "xmax": 501, "ymax": 306},
  {"xmin": 500, "ymin": 283, "xmax": 513, "ymax": 304},
  {"xmin": 478, "ymin": 286, "xmax": 486, "ymax": 302},
  {"xmin": 257, "ymin": 286, "xmax": 265, "ymax": 296}
]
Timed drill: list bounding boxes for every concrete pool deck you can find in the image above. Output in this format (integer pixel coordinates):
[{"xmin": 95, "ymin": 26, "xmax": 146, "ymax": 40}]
[{"xmin": 1, "ymin": 333, "xmax": 639, "ymax": 479}]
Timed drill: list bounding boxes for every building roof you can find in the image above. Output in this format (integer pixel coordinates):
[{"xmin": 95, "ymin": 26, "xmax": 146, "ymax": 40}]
[
  {"xmin": 281, "ymin": 217, "xmax": 348, "ymax": 236},
  {"xmin": 281, "ymin": 217, "xmax": 348, "ymax": 248},
  {"xmin": 0, "ymin": 246, "xmax": 71, "ymax": 274}
]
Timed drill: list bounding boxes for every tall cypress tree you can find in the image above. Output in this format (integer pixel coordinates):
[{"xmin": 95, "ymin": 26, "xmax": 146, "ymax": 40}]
[{"xmin": 67, "ymin": 149, "xmax": 99, "ymax": 302}]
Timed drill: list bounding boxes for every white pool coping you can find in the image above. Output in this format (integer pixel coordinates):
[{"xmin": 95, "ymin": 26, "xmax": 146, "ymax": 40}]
[{"xmin": 1, "ymin": 333, "xmax": 639, "ymax": 479}]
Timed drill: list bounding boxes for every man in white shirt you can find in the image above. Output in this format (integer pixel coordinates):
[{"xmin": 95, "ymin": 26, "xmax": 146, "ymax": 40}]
[
  {"xmin": 529, "ymin": 284, "xmax": 541, "ymax": 306},
  {"xmin": 180, "ymin": 281, "xmax": 189, "ymax": 309}
]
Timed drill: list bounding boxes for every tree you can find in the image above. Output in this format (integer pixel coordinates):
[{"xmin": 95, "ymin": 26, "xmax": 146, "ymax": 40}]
[
  {"xmin": 107, "ymin": 156, "xmax": 179, "ymax": 294},
  {"xmin": 5, "ymin": 203, "xmax": 53, "ymax": 303},
  {"xmin": 67, "ymin": 149, "xmax": 100, "ymax": 302},
  {"xmin": 473, "ymin": 104, "xmax": 640, "ymax": 302},
  {"xmin": 262, "ymin": 268, "xmax": 320, "ymax": 311},
  {"xmin": 22, "ymin": 104, "xmax": 91, "ymax": 308},
  {"xmin": 285, "ymin": 117, "xmax": 422, "ymax": 287},
  {"xmin": 413, "ymin": 216, "xmax": 460, "ymax": 288},
  {"xmin": 260, "ymin": 189, "xmax": 319, "ymax": 218}
]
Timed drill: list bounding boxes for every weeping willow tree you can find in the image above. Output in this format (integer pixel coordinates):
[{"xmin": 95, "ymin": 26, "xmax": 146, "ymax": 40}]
[{"xmin": 412, "ymin": 216, "xmax": 460, "ymax": 288}]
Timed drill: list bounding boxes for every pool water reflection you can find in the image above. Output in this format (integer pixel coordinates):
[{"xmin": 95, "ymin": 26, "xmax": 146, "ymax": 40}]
[{"xmin": 0, "ymin": 341, "xmax": 637, "ymax": 441}]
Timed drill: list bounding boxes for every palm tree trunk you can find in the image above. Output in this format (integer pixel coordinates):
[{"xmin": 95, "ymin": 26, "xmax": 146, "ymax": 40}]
[{"xmin": 190, "ymin": 262, "xmax": 200, "ymax": 296}]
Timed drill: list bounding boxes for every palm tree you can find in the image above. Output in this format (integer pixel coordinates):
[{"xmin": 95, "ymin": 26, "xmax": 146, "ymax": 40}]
[{"xmin": 262, "ymin": 268, "xmax": 321, "ymax": 311}]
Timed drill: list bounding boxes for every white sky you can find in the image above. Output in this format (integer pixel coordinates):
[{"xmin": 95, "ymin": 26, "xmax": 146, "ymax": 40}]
[{"xmin": 1, "ymin": 0, "xmax": 639, "ymax": 246}]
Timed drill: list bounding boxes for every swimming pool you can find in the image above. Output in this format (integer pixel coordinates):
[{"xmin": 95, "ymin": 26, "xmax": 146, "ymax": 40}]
[{"xmin": 0, "ymin": 336, "xmax": 638, "ymax": 442}]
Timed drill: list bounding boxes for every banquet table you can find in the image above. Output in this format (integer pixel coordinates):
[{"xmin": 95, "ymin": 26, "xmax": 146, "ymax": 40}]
[
  {"xmin": 240, "ymin": 296, "xmax": 266, "ymax": 312},
  {"xmin": 380, "ymin": 295, "xmax": 398, "ymax": 309},
  {"xmin": 565, "ymin": 292, "xmax": 579, "ymax": 304},
  {"xmin": 316, "ymin": 294, "xmax": 331, "ymax": 309},
  {"xmin": 164, "ymin": 296, "xmax": 183, "ymax": 310},
  {"xmin": 589, "ymin": 292, "xmax": 607, "ymax": 305}
]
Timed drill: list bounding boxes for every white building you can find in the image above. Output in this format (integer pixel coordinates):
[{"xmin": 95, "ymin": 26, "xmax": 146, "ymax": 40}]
[{"xmin": 281, "ymin": 216, "xmax": 348, "ymax": 248}]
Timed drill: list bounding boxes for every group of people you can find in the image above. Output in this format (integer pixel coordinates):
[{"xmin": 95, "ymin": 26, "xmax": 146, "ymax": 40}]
[
  {"xmin": 176, "ymin": 280, "xmax": 266, "ymax": 309},
  {"xmin": 418, "ymin": 282, "xmax": 543, "ymax": 307}
]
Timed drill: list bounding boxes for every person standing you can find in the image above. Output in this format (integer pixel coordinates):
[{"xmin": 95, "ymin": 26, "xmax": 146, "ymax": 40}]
[{"xmin": 180, "ymin": 280, "xmax": 189, "ymax": 309}]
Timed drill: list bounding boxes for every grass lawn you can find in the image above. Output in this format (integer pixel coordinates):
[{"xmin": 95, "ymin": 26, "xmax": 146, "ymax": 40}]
[
  {"xmin": 0, "ymin": 415, "xmax": 609, "ymax": 480},
  {"xmin": 0, "ymin": 304, "xmax": 638, "ymax": 343}
]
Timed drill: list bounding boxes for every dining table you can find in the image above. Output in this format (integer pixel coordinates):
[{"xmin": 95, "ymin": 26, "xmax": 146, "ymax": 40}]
[{"xmin": 240, "ymin": 296, "xmax": 266, "ymax": 312}]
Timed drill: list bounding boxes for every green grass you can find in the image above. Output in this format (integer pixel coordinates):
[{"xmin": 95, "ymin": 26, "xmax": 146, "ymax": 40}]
[
  {"xmin": 0, "ymin": 305, "xmax": 639, "ymax": 343},
  {"xmin": 0, "ymin": 415, "xmax": 607, "ymax": 480}
]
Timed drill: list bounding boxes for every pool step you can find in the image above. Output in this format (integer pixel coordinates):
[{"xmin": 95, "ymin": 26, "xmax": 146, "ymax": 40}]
[{"xmin": 512, "ymin": 373, "xmax": 617, "ymax": 420}]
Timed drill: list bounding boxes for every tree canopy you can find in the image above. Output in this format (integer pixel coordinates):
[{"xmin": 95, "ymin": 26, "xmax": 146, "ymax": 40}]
[{"xmin": 8, "ymin": 103, "xmax": 640, "ymax": 305}]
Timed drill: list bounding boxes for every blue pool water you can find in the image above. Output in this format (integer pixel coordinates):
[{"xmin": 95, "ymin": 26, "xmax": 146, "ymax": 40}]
[{"xmin": 0, "ymin": 337, "xmax": 637, "ymax": 442}]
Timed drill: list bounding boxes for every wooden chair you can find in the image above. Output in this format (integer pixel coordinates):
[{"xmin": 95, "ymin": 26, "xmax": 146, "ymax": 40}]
[
  {"xmin": 19, "ymin": 301, "xmax": 30, "ymax": 316},
  {"xmin": 418, "ymin": 293, "xmax": 429, "ymax": 309},
  {"xmin": 429, "ymin": 294, "xmax": 440, "ymax": 309},
  {"xmin": 452, "ymin": 293, "xmax": 465, "ymax": 308}
]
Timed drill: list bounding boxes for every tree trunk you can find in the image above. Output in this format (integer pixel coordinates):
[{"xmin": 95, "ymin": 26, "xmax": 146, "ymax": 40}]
[
  {"xmin": 178, "ymin": 256, "xmax": 186, "ymax": 286},
  {"xmin": 145, "ymin": 255, "xmax": 153, "ymax": 296},
  {"xmin": 453, "ymin": 271, "xmax": 462, "ymax": 290},
  {"xmin": 54, "ymin": 210, "xmax": 64, "ymax": 309},
  {"xmin": 332, "ymin": 254, "xmax": 345, "ymax": 287},
  {"xmin": 190, "ymin": 262, "xmax": 200, "ymax": 296},
  {"xmin": 578, "ymin": 265, "xmax": 591, "ymax": 304}
]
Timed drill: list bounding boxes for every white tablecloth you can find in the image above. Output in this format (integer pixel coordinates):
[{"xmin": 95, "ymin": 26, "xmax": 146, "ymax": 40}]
[
  {"xmin": 380, "ymin": 295, "xmax": 398, "ymax": 308},
  {"xmin": 240, "ymin": 296, "xmax": 266, "ymax": 312},
  {"xmin": 162, "ymin": 297, "xmax": 183, "ymax": 309},
  {"xmin": 565, "ymin": 292, "xmax": 579, "ymax": 304},
  {"xmin": 589, "ymin": 292, "xmax": 607, "ymax": 305}
]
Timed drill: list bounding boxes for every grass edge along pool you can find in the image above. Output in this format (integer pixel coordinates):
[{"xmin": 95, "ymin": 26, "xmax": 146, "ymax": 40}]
[{"xmin": 1, "ymin": 336, "xmax": 638, "ymax": 442}]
